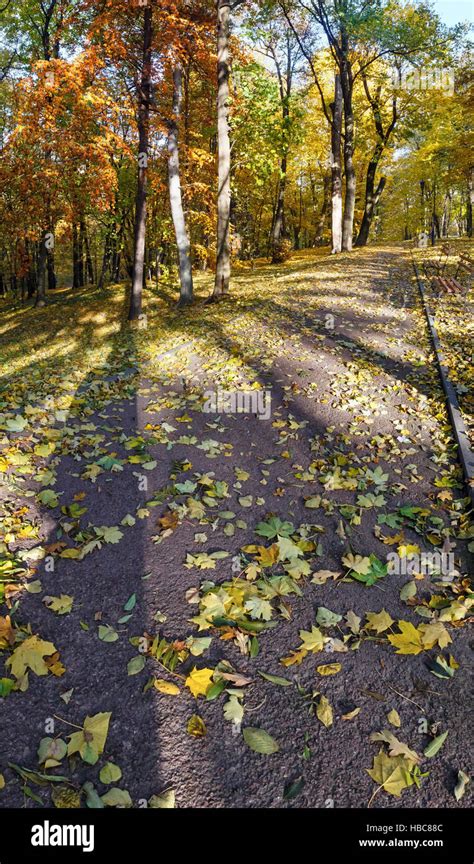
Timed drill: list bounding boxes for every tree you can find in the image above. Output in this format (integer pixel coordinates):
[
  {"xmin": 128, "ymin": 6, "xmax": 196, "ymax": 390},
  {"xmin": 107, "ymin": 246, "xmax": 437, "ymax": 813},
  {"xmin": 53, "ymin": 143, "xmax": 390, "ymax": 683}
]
[
  {"xmin": 355, "ymin": 68, "xmax": 396, "ymax": 247},
  {"xmin": 213, "ymin": 0, "xmax": 232, "ymax": 297},
  {"xmin": 129, "ymin": 0, "xmax": 153, "ymax": 321},
  {"xmin": 168, "ymin": 63, "xmax": 194, "ymax": 305}
]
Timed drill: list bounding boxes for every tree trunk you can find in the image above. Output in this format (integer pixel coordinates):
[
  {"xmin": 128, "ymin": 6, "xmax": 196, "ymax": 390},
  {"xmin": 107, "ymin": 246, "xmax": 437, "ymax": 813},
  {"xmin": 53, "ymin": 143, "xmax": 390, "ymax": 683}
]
[
  {"xmin": 213, "ymin": 0, "xmax": 231, "ymax": 297},
  {"xmin": 467, "ymin": 169, "xmax": 473, "ymax": 237},
  {"xmin": 168, "ymin": 64, "xmax": 194, "ymax": 306},
  {"xmin": 97, "ymin": 235, "xmax": 111, "ymax": 292},
  {"xmin": 81, "ymin": 220, "xmax": 94, "ymax": 283},
  {"xmin": 72, "ymin": 223, "xmax": 81, "ymax": 289},
  {"xmin": 129, "ymin": 3, "xmax": 153, "ymax": 320},
  {"xmin": 341, "ymin": 57, "xmax": 355, "ymax": 252},
  {"xmin": 35, "ymin": 231, "xmax": 48, "ymax": 306},
  {"xmin": 47, "ymin": 249, "xmax": 57, "ymax": 290},
  {"xmin": 315, "ymin": 172, "xmax": 331, "ymax": 244},
  {"xmin": 272, "ymin": 153, "xmax": 287, "ymax": 259},
  {"xmin": 330, "ymin": 74, "xmax": 343, "ymax": 254},
  {"xmin": 355, "ymin": 152, "xmax": 386, "ymax": 247}
]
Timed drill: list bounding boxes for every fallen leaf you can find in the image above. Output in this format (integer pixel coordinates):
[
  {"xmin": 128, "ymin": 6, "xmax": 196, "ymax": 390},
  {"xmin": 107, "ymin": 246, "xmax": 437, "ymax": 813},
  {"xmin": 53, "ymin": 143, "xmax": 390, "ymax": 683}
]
[
  {"xmin": 387, "ymin": 621, "xmax": 424, "ymax": 655},
  {"xmin": 387, "ymin": 709, "xmax": 401, "ymax": 728},
  {"xmin": 101, "ymin": 787, "xmax": 132, "ymax": 807},
  {"xmin": 243, "ymin": 727, "xmax": 279, "ymax": 754},
  {"xmin": 187, "ymin": 714, "xmax": 207, "ymax": 737},
  {"xmin": 424, "ymin": 731, "xmax": 448, "ymax": 758},
  {"xmin": 99, "ymin": 762, "xmax": 122, "ymax": 784},
  {"xmin": 67, "ymin": 712, "xmax": 111, "ymax": 765},
  {"xmin": 154, "ymin": 679, "xmax": 180, "ymax": 695},
  {"xmin": 370, "ymin": 729, "xmax": 420, "ymax": 763},
  {"xmin": 365, "ymin": 609, "xmax": 394, "ymax": 634},
  {"xmin": 149, "ymin": 789, "xmax": 175, "ymax": 808},
  {"xmin": 342, "ymin": 707, "xmax": 361, "ymax": 721},
  {"xmin": 367, "ymin": 749, "xmax": 416, "ymax": 797},
  {"xmin": 185, "ymin": 667, "xmax": 214, "ymax": 698},
  {"xmin": 454, "ymin": 770, "xmax": 469, "ymax": 801},
  {"xmin": 316, "ymin": 695, "xmax": 333, "ymax": 728},
  {"xmin": 316, "ymin": 663, "xmax": 341, "ymax": 676},
  {"xmin": 6, "ymin": 635, "xmax": 59, "ymax": 679}
]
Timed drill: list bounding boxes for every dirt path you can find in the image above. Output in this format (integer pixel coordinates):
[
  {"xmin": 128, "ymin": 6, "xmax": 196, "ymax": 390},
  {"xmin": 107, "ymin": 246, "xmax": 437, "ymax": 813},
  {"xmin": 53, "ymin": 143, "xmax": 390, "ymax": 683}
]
[{"xmin": 1, "ymin": 246, "xmax": 472, "ymax": 809}]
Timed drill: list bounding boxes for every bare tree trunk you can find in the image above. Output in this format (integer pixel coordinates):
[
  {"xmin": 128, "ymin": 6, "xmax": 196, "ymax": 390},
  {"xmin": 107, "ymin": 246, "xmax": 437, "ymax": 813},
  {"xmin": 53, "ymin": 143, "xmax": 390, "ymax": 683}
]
[
  {"xmin": 97, "ymin": 235, "xmax": 111, "ymax": 292},
  {"xmin": 315, "ymin": 172, "xmax": 331, "ymax": 244},
  {"xmin": 72, "ymin": 223, "xmax": 81, "ymax": 289},
  {"xmin": 467, "ymin": 169, "xmax": 473, "ymax": 237},
  {"xmin": 129, "ymin": 3, "xmax": 152, "ymax": 320},
  {"xmin": 355, "ymin": 81, "xmax": 397, "ymax": 247},
  {"xmin": 272, "ymin": 153, "xmax": 288, "ymax": 257},
  {"xmin": 355, "ymin": 154, "xmax": 386, "ymax": 247},
  {"xmin": 80, "ymin": 220, "xmax": 94, "ymax": 283},
  {"xmin": 47, "ymin": 249, "xmax": 57, "ymax": 290},
  {"xmin": 35, "ymin": 232, "xmax": 48, "ymax": 306},
  {"xmin": 213, "ymin": 0, "xmax": 231, "ymax": 297},
  {"xmin": 330, "ymin": 74, "xmax": 343, "ymax": 254},
  {"xmin": 168, "ymin": 64, "xmax": 194, "ymax": 306},
  {"xmin": 341, "ymin": 53, "xmax": 355, "ymax": 252}
]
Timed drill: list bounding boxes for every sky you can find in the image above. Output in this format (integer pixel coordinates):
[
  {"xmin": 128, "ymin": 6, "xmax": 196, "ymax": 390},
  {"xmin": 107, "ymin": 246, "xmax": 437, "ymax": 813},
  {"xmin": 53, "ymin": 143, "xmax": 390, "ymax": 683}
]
[{"xmin": 432, "ymin": 0, "xmax": 473, "ymax": 25}]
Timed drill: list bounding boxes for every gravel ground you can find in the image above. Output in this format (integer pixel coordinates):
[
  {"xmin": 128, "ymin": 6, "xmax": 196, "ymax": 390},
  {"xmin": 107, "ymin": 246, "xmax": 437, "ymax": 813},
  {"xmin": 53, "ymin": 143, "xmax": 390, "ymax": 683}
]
[{"xmin": 1, "ymin": 246, "xmax": 472, "ymax": 810}]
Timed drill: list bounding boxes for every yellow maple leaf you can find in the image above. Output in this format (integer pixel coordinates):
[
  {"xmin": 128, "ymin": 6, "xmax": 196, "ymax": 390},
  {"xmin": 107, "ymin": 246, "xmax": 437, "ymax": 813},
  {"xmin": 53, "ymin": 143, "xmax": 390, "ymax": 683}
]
[
  {"xmin": 342, "ymin": 553, "xmax": 371, "ymax": 575},
  {"xmin": 397, "ymin": 544, "xmax": 420, "ymax": 558},
  {"xmin": 388, "ymin": 621, "xmax": 424, "ymax": 655},
  {"xmin": 6, "ymin": 635, "xmax": 58, "ymax": 678},
  {"xmin": 365, "ymin": 609, "xmax": 395, "ymax": 634},
  {"xmin": 0, "ymin": 615, "xmax": 15, "ymax": 648},
  {"xmin": 367, "ymin": 750, "xmax": 415, "ymax": 797},
  {"xmin": 185, "ymin": 667, "xmax": 214, "ymax": 698},
  {"xmin": 382, "ymin": 533, "xmax": 404, "ymax": 546},
  {"xmin": 419, "ymin": 621, "xmax": 452, "ymax": 649},
  {"xmin": 280, "ymin": 648, "xmax": 307, "ymax": 667}
]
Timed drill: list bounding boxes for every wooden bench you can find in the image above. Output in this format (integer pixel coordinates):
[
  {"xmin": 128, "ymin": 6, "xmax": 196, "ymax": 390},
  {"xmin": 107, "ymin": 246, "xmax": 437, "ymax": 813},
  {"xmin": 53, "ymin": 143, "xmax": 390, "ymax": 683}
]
[{"xmin": 423, "ymin": 245, "xmax": 473, "ymax": 298}]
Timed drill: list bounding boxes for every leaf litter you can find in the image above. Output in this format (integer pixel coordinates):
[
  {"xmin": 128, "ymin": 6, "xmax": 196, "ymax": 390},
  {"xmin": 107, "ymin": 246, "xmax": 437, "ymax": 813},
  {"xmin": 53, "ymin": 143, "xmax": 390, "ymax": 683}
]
[{"xmin": 0, "ymin": 247, "xmax": 472, "ymax": 807}]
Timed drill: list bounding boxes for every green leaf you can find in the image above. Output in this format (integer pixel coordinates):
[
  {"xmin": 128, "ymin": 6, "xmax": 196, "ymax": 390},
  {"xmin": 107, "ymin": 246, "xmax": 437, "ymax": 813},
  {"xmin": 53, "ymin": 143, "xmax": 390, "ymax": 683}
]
[
  {"xmin": 99, "ymin": 762, "xmax": 122, "ymax": 784},
  {"xmin": 223, "ymin": 695, "xmax": 244, "ymax": 725},
  {"xmin": 316, "ymin": 607, "xmax": 342, "ymax": 628},
  {"xmin": 82, "ymin": 781, "xmax": 105, "ymax": 809},
  {"xmin": 124, "ymin": 593, "xmax": 137, "ymax": 612},
  {"xmin": 127, "ymin": 655, "xmax": 145, "ymax": 676},
  {"xmin": 243, "ymin": 727, "xmax": 279, "ymax": 754},
  {"xmin": 423, "ymin": 731, "xmax": 448, "ymax": 758},
  {"xmin": 98, "ymin": 625, "xmax": 119, "ymax": 643},
  {"xmin": 102, "ymin": 526, "xmax": 123, "ymax": 543},
  {"xmin": 258, "ymin": 671, "xmax": 292, "ymax": 687},
  {"xmin": 5, "ymin": 414, "xmax": 28, "ymax": 432},
  {"xmin": 205, "ymin": 679, "xmax": 226, "ymax": 701},
  {"xmin": 400, "ymin": 581, "xmax": 417, "ymax": 602},
  {"xmin": 283, "ymin": 777, "xmax": 304, "ymax": 800},
  {"xmin": 101, "ymin": 787, "xmax": 132, "ymax": 807},
  {"xmin": 255, "ymin": 516, "xmax": 294, "ymax": 539},
  {"xmin": 37, "ymin": 737, "xmax": 67, "ymax": 765},
  {"xmin": 0, "ymin": 678, "xmax": 15, "ymax": 698}
]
